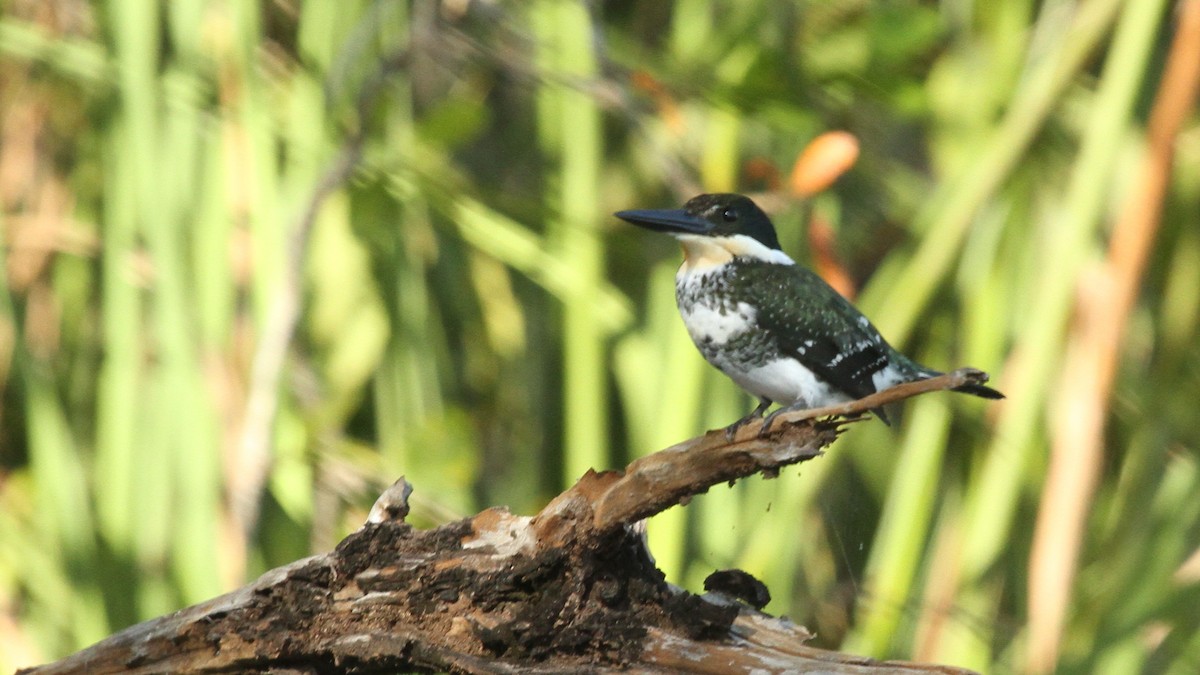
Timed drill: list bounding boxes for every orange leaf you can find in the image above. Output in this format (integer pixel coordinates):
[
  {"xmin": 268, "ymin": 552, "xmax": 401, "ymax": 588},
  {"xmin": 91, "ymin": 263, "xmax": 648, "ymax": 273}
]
[{"xmin": 789, "ymin": 131, "xmax": 859, "ymax": 197}]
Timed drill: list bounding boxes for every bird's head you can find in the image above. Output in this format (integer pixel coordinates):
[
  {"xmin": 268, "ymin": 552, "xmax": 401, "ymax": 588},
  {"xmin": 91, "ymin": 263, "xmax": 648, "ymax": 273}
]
[{"xmin": 616, "ymin": 193, "xmax": 790, "ymax": 270}]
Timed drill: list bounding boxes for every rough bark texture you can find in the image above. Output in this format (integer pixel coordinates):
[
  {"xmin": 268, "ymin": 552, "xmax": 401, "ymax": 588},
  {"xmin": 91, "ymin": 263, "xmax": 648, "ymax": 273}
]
[{"xmin": 23, "ymin": 370, "xmax": 993, "ymax": 674}]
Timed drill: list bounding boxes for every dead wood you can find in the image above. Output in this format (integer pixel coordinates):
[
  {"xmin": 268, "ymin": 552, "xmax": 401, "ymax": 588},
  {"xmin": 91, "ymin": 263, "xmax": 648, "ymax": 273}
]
[{"xmin": 21, "ymin": 369, "xmax": 992, "ymax": 674}]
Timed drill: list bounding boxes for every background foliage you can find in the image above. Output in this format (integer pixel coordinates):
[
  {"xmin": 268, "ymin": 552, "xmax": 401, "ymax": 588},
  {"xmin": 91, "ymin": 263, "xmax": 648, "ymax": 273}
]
[{"xmin": 2, "ymin": 0, "xmax": 1199, "ymax": 672}]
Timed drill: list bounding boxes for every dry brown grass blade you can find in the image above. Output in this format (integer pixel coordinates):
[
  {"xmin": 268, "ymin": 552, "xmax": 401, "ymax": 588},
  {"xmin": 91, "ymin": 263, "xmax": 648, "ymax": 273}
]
[{"xmin": 1028, "ymin": 2, "xmax": 1200, "ymax": 672}]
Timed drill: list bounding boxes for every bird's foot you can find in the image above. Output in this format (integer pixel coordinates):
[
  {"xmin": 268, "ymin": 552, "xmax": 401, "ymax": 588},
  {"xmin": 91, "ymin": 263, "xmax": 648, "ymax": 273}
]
[
  {"xmin": 724, "ymin": 399, "xmax": 773, "ymax": 440},
  {"xmin": 759, "ymin": 402, "xmax": 808, "ymax": 436}
]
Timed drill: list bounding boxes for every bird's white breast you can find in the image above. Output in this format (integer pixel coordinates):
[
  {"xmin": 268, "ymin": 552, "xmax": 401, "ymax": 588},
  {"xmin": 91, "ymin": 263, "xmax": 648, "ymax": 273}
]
[{"xmin": 678, "ymin": 300, "xmax": 757, "ymax": 347}]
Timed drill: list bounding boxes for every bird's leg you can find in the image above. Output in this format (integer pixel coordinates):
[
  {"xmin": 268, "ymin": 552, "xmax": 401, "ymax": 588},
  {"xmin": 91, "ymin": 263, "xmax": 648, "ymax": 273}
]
[
  {"xmin": 725, "ymin": 398, "xmax": 773, "ymax": 440},
  {"xmin": 759, "ymin": 400, "xmax": 811, "ymax": 436}
]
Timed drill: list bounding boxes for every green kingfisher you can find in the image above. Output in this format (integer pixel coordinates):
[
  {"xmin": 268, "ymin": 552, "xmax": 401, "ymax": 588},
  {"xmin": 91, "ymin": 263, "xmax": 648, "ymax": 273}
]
[{"xmin": 616, "ymin": 193, "xmax": 1003, "ymax": 435}]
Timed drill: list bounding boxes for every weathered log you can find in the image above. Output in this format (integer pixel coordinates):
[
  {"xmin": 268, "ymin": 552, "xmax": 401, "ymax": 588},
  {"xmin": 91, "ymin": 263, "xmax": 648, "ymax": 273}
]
[{"xmin": 22, "ymin": 369, "xmax": 993, "ymax": 674}]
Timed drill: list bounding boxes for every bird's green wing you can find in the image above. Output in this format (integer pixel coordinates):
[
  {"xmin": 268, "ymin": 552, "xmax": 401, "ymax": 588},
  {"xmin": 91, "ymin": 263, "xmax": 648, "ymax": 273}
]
[{"xmin": 735, "ymin": 260, "xmax": 891, "ymax": 401}]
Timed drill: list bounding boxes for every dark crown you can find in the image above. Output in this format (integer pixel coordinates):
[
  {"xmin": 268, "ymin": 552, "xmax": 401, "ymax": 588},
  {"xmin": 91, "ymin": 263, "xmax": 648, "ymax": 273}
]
[{"xmin": 683, "ymin": 194, "xmax": 782, "ymax": 251}]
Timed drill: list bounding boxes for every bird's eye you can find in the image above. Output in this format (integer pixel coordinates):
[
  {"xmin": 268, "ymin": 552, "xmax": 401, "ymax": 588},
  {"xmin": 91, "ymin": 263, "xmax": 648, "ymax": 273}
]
[{"xmin": 722, "ymin": 208, "xmax": 738, "ymax": 222}]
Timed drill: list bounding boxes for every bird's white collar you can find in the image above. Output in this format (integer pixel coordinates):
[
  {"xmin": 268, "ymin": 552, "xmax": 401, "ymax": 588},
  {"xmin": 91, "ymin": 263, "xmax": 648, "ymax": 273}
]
[{"xmin": 675, "ymin": 233, "xmax": 794, "ymax": 274}]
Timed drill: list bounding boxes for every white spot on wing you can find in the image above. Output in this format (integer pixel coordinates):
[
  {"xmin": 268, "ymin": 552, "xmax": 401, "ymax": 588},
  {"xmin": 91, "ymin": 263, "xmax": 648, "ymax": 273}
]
[{"xmin": 871, "ymin": 363, "xmax": 907, "ymax": 392}]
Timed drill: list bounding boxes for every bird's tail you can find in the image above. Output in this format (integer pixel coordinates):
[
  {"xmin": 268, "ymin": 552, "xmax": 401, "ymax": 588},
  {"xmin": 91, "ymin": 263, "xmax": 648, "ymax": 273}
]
[
  {"xmin": 872, "ymin": 363, "xmax": 1002, "ymax": 426},
  {"xmin": 953, "ymin": 381, "xmax": 1005, "ymax": 399},
  {"xmin": 909, "ymin": 362, "xmax": 1005, "ymax": 400}
]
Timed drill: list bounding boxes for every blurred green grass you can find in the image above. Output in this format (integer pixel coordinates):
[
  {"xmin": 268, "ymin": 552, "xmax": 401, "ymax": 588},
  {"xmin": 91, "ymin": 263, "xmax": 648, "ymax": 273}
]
[{"xmin": 1, "ymin": 1, "xmax": 1198, "ymax": 673}]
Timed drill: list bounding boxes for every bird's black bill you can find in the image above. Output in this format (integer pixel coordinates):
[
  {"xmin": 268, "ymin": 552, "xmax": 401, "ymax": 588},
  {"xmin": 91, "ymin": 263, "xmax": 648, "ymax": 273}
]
[{"xmin": 614, "ymin": 208, "xmax": 713, "ymax": 235}]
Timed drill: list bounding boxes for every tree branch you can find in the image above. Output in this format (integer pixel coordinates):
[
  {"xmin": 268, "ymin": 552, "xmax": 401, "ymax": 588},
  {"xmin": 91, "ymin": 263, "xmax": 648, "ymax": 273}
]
[
  {"xmin": 22, "ymin": 370, "xmax": 991, "ymax": 674},
  {"xmin": 538, "ymin": 368, "xmax": 992, "ymax": 542}
]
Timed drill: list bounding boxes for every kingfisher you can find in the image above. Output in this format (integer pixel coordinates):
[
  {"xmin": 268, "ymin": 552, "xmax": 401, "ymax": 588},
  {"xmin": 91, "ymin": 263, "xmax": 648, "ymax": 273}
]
[{"xmin": 616, "ymin": 193, "xmax": 1003, "ymax": 436}]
